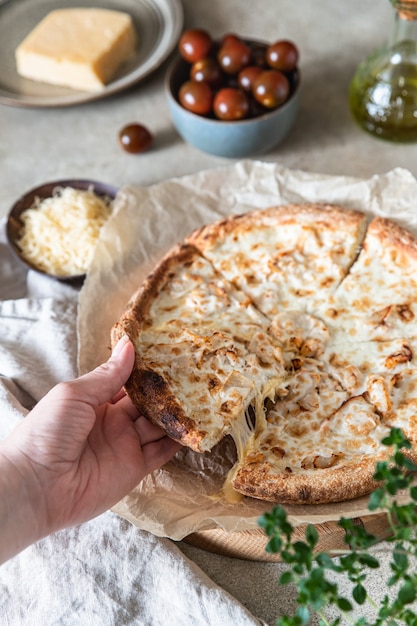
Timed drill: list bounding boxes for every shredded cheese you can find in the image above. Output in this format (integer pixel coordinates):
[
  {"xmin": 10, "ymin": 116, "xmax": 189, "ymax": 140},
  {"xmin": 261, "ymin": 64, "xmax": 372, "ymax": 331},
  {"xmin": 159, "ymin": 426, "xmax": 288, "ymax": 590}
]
[{"xmin": 17, "ymin": 186, "xmax": 112, "ymax": 276}]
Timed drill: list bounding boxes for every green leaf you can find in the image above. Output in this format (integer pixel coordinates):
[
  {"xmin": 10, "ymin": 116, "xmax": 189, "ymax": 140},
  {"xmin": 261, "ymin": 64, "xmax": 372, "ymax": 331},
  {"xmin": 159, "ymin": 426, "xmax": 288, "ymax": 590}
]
[
  {"xmin": 336, "ymin": 596, "xmax": 353, "ymax": 612},
  {"xmin": 279, "ymin": 571, "xmax": 293, "ymax": 585},
  {"xmin": 398, "ymin": 580, "xmax": 416, "ymax": 604},
  {"xmin": 258, "ymin": 505, "xmax": 293, "ymax": 539},
  {"xmin": 381, "ymin": 427, "xmax": 411, "ymax": 448},
  {"xmin": 266, "ymin": 536, "xmax": 282, "ymax": 554},
  {"xmin": 398, "ymin": 454, "xmax": 417, "ymax": 471},
  {"xmin": 358, "ymin": 553, "xmax": 379, "ymax": 569},
  {"xmin": 296, "ymin": 606, "xmax": 310, "ymax": 625},
  {"xmin": 368, "ymin": 488, "xmax": 385, "ymax": 510},
  {"xmin": 352, "ymin": 583, "xmax": 367, "ymax": 605},
  {"xmin": 305, "ymin": 524, "xmax": 318, "ymax": 548},
  {"xmin": 393, "ymin": 546, "xmax": 408, "ymax": 570},
  {"xmin": 315, "ymin": 552, "xmax": 341, "ymax": 571}
]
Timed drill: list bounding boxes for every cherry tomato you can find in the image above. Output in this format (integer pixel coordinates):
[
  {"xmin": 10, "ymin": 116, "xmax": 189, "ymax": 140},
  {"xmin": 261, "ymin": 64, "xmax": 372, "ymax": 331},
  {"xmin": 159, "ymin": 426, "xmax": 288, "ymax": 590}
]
[
  {"xmin": 118, "ymin": 124, "xmax": 153, "ymax": 153},
  {"xmin": 178, "ymin": 29, "xmax": 213, "ymax": 63},
  {"xmin": 190, "ymin": 57, "xmax": 223, "ymax": 87},
  {"xmin": 238, "ymin": 65, "xmax": 263, "ymax": 92},
  {"xmin": 213, "ymin": 87, "xmax": 250, "ymax": 121},
  {"xmin": 219, "ymin": 33, "xmax": 242, "ymax": 48},
  {"xmin": 252, "ymin": 70, "xmax": 290, "ymax": 109},
  {"xmin": 179, "ymin": 80, "xmax": 213, "ymax": 115},
  {"xmin": 266, "ymin": 40, "xmax": 299, "ymax": 72},
  {"xmin": 217, "ymin": 39, "xmax": 251, "ymax": 74}
]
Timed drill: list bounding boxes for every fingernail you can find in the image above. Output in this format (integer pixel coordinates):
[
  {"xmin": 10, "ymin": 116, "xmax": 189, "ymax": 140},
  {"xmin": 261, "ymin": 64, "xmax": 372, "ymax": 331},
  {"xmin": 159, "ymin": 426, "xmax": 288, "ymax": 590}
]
[{"xmin": 112, "ymin": 334, "xmax": 129, "ymax": 356}]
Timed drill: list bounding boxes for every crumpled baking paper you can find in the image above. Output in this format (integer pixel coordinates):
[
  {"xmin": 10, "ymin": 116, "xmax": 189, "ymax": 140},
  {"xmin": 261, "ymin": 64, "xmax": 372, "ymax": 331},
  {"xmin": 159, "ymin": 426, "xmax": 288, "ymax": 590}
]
[{"xmin": 77, "ymin": 160, "xmax": 417, "ymax": 541}]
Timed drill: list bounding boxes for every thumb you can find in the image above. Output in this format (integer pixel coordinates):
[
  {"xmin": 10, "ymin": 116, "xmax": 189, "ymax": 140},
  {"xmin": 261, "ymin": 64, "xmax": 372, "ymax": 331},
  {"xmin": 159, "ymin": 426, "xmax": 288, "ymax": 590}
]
[{"xmin": 68, "ymin": 335, "xmax": 135, "ymax": 407}]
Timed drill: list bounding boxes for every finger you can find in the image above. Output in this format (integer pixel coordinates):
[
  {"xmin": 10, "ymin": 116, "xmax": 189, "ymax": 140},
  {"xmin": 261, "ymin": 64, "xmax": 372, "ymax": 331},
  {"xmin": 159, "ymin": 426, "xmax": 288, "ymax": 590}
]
[
  {"xmin": 65, "ymin": 336, "xmax": 135, "ymax": 407},
  {"xmin": 133, "ymin": 415, "xmax": 170, "ymax": 445},
  {"xmin": 142, "ymin": 437, "xmax": 182, "ymax": 474},
  {"xmin": 113, "ymin": 394, "xmax": 142, "ymax": 421},
  {"xmin": 111, "ymin": 388, "xmax": 127, "ymax": 404}
]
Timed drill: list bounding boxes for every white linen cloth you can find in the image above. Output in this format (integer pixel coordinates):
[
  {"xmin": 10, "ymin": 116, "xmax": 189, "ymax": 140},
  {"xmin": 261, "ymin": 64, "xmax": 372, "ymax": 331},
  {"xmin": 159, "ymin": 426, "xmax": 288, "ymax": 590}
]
[{"xmin": 0, "ymin": 220, "xmax": 263, "ymax": 626}]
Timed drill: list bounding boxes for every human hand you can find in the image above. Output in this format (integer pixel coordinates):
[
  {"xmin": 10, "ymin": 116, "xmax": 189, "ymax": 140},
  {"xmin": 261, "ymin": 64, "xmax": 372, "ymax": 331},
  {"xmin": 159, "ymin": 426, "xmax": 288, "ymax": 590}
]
[{"xmin": 0, "ymin": 335, "xmax": 181, "ymax": 548}]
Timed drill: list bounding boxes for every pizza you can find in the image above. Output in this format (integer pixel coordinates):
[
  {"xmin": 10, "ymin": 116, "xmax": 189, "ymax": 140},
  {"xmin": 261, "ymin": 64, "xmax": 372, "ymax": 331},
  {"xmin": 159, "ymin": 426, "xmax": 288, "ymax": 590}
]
[{"xmin": 111, "ymin": 203, "xmax": 417, "ymax": 505}]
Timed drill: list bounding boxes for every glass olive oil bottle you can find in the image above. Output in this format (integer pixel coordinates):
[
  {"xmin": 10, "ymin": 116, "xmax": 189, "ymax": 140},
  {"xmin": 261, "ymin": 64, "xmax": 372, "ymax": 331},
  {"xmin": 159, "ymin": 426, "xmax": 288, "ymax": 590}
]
[{"xmin": 349, "ymin": 1, "xmax": 417, "ymax": 142}]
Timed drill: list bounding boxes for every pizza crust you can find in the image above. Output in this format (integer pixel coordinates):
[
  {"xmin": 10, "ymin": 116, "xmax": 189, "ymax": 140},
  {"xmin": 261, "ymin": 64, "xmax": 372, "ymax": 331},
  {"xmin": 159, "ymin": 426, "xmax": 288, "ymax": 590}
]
[
  {"xmin": 112, "ymin": 204, "xmax": 417, "ymax": 505},
  {"xmin": 233, "ymin": 456, "xmax": 384, "ymax": 505}
]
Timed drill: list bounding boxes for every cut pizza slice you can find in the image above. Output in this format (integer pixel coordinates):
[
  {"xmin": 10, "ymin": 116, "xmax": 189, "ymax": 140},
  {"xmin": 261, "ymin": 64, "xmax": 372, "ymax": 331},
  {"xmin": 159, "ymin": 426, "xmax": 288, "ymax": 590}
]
[
  {"xmin": 111, "ymin": 243, "xmax": 288, "ymax": 453},
  {"xmin": 232, "ymin": 363, "xmax": 417, "ymax": 504},
  {"xmin": 317, "ymin": 217, "xmax": 417, "ymax": 343},
  {"xmin": 187, "ymin": 203, "xmax": 367, "ymax": 318},
  {"xmin": 232, "ymin": 388, "xmax": 393, "ymax": 504},
  {"xmin": 231, "ymin": 330, "xmax": 417, "ymax": 504}
]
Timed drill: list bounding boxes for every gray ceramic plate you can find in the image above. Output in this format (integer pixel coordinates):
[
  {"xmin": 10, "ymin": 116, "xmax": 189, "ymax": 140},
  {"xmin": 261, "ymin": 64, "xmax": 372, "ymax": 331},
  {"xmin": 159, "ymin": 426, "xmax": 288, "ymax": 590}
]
[{"xmin": 0, "ymin": 0, "xmax": 183, "ymax": 108}]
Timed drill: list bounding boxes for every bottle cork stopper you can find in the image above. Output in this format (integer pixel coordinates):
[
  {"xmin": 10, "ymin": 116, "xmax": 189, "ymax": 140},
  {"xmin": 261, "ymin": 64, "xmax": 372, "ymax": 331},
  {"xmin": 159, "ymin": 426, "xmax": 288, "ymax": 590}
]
[{"xmin": 393, "ymin": 0, "xmax": 417, "ymax": 20}]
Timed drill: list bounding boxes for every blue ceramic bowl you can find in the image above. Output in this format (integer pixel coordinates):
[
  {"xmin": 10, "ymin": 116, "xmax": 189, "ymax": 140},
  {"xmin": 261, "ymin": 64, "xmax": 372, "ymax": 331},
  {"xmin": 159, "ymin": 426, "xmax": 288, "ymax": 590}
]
[{"xmin": 165, "ymin": 49, "xmax": 300, "ymax": 158}]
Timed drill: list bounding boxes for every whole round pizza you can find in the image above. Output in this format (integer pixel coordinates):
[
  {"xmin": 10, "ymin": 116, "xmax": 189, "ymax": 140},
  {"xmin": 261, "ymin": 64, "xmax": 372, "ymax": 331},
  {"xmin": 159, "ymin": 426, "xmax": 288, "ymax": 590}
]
[{"xmin": 111, "ymin": 203, "xmax": 417, "ymax": 505}]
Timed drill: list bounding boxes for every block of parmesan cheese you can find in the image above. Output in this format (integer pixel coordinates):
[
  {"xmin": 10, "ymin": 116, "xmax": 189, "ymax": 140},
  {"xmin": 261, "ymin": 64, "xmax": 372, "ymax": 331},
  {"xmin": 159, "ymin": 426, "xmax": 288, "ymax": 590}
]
[{"xmin": 15, "ymin": 8, "xmax": 137, "ymax": 92}]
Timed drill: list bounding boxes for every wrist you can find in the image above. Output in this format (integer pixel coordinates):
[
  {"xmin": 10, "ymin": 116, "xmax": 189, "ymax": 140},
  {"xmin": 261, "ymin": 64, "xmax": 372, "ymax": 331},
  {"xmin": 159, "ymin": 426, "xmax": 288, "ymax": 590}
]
[{"xmin": 0, "ymin": 444, "xmax": 48, "ymax": 564}]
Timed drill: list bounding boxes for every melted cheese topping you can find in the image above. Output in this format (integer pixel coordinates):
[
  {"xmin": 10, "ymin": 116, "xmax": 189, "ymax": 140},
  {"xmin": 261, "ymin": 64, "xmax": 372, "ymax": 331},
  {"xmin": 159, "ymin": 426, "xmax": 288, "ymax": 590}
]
[
  {"xmin": 189, "ymin": 210, "xmax": 367, "ymax": 317},
  {"xmin": 17, "ymin": 186, "xmax": 112, "ymax": 276}
]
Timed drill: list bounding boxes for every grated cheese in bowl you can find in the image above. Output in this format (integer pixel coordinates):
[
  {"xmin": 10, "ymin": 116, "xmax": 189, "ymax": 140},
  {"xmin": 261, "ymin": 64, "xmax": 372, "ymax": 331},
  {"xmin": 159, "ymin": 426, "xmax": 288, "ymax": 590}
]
[{"xmin": 15, "ymin": 185, "xmax": 113, "ymax": 277}]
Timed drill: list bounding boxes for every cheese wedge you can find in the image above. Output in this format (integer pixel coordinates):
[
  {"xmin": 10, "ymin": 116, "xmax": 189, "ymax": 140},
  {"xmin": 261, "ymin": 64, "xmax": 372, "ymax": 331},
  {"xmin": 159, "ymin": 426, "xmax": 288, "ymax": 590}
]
[{"xmin": 15, "ymin": 8, "xmax": 137, "ymax": 92}]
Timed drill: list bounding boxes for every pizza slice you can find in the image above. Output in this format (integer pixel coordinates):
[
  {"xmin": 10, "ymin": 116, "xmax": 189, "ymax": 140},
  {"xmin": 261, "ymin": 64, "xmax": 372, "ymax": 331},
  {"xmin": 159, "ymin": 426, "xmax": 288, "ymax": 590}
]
[
  {"xmin": 231, "ymin": 332, "xmax": 417, "ymax": 504},
  {"xmin": 232, "ymin": 360, "xmax": 417, "ymax": 504},
  {"xmin": 111, "ymin": 243, "xmax": 287, "ymax": 454},
  {"xmin": 187, "ymin": 203, "xmax": 367, "ymax": 319},
  {"xmin": 232, "ymin": 385, "xmax": 393, "ymax": 504},
  {"xmin": 318, "ymin": 217, "xmax": 417, "ymax": 343}
]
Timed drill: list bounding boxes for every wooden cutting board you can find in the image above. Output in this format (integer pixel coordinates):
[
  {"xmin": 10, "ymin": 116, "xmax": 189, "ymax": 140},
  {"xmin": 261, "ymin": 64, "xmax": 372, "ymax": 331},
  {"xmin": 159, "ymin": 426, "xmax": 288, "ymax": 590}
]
[{"xmin": 184, "ymin": 513, "xmax": 392, "ymax": 562}]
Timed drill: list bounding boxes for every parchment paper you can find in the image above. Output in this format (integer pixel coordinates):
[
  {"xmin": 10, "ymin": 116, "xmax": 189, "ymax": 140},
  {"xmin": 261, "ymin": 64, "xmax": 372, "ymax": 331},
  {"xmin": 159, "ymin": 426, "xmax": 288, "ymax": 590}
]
[{"xmin": 77, "ymin": 160, "xmax": 417, "ymax": 541}]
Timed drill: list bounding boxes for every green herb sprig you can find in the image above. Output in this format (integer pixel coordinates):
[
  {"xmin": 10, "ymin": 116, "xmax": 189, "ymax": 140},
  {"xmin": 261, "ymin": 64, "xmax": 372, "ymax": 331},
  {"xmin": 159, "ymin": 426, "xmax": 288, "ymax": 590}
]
[{"xmin": 258, "ymin": 428, "xmax": 417, "ymax": 625}]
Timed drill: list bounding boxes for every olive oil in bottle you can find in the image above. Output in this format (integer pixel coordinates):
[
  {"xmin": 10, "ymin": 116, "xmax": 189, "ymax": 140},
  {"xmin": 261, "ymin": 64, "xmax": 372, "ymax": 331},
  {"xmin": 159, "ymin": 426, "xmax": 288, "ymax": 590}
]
[{"xmin": 349, "ymin": 1, "xmax": 417, "ymax": 142}]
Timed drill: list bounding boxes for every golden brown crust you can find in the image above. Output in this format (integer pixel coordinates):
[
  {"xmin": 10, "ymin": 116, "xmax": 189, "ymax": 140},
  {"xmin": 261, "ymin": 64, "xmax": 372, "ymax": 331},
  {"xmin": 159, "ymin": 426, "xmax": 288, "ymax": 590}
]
[
  {"xmin": 186, "ymin": 202, "xmax": 367, "ymax": 252},
  {"xmin": 233, "ymin": 457, "xmax": 384, "ymax": 505},
  {"xmin": 367, "ymin": 216, "xmax": 417, "ymax": 264},
  {"xmin": 233, "ymin": 448, "xmax": 417, "ymax": 504}
]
